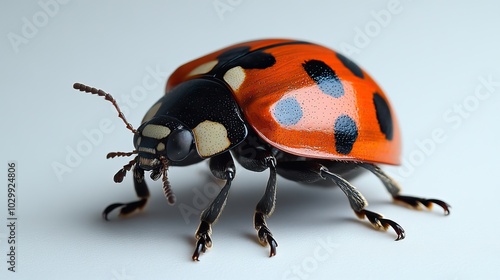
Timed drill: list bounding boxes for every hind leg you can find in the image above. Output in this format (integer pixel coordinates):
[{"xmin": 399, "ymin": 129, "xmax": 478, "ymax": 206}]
[
  {"xmin": 277, "ymin": 161, "xmax": 405, "ymax": 240},
  {"xmin": 360, "ymin": 163, "xmax": 450, "ymax": 215}
]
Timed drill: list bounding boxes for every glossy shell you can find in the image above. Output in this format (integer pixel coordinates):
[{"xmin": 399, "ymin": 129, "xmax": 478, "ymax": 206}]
[{"xmin": 166, "ymin": 39, "xmax": 401, "ymax": 165}]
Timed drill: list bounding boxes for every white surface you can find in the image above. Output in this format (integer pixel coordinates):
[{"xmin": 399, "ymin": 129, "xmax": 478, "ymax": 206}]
[{"xmin": 1, "ymin": 0, "xmax": 499, "ymax": 279}]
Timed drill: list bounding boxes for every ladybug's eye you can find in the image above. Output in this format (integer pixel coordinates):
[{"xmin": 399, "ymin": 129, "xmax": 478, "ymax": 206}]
[{"xmin": 166, "ymin": 129, "xmax": 194, "ymax": 161}]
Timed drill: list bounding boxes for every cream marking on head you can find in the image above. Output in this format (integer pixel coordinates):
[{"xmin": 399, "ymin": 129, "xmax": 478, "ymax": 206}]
[
  {"xmin": 142, "ymin": 124, "xmax": 171, "ymax": 139},
  {"xmin": 142, "ymin": 102, "xmax": 162, "ymax": 124},
  {"xmin": 223, "ymin": 66, "xmax": 245, "ymax": 91},
  {"xmin": 157, "ymin": 142, "xmax": 165, "ymax": 152},
  {"xmin": 138, "ymin": 147, "xmax": 156, "ymax": 154},
  {"xmin": 139, "ymin": 157, "xmax": 160, "ymax": 167},
  {"xmin": 188, "ymin": 60, "xmax": 218, "ymax": 77},
  {"xmin": 192, "ymin": 120, "xmax": 231, "ymax": 157}
]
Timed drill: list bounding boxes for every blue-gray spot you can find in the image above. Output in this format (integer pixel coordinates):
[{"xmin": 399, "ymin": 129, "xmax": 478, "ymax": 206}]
[
  {"xmin": 273, "ymin": 97, "xmax": 303, "ymax": 126},
  {"xmin": 334, "ymin": 115, "xmax": 358, "ymax": 154},
  {"xmin": 303, "ymin": 59, "xmax": 344, "ymax": 98}
]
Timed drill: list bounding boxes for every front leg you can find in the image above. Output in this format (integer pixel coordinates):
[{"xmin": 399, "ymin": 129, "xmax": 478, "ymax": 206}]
[
  {"xmin": 192, "ymin": 152, "xmax": 235, "ymax": 261},
  {"xmin": 102, "ymin": 162, "xmax": 150, "ymax": 220}
]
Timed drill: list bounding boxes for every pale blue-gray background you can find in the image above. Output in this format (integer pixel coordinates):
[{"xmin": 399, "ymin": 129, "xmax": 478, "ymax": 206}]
[{"xmin": 1, "ymin": 0, "xmax": 499, "ymax": 279}]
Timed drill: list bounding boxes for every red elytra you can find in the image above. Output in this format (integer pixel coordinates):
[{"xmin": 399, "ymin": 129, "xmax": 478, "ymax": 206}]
[{"xmin": 167, "ymin": 39, "xmax": 401, "ymax": 165}]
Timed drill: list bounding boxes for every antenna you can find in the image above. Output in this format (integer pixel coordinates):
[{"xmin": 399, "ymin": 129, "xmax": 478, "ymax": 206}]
[{"xmin": 73, "ymin": 83, "xmax": 137, "ymax": 134}]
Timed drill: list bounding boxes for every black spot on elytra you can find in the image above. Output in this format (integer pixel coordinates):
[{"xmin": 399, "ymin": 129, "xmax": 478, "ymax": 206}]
[
  {"xmin": 214, "ymin": 46, "xmax": 276, "ymax": 73},
  {"xmin": 211, "ymin": 41, "xmax": 314, "ymax": 79},
  {"xmin": 334, "ymin": 115, "xmax": 358, "ymax": 154},
  {"xmin": 336, "ymin": 52, "xmax": 364, "ymax": 79},
  {"xmin": 302, "ymin": 60, "xmax": 344, "ymax": 98},
  {"xmin": 237, "ymin": 50, "xmax": 276, "ymax": 69},
  {"xmin": 217, "ymin": 46, "xmax": 250, "ymax": 63},
  {"xmin": 373, "ymin": 93, "xmax": 393, "ymax": 140}
]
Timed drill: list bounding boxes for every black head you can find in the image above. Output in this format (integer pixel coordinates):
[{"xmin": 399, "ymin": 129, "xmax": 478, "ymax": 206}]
[
  {"xmin": 133, "ymin": 116, "xmax": 195, "ymax": 171},
  {"xmin": 73, "ymin": 80, "xmax": 248, "ymax": 206}
]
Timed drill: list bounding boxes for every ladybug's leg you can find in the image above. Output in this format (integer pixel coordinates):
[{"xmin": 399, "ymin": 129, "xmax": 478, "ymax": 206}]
[
  {"xmin": 360, "ymin": 163, "xmax": 450, "ymax": 215},
  {"xmin": 276, "ymin": 161, "xmax": 405, "ymax": 240},
  {"xmin": 102, "ymin": 164, "xmax": 150, "ymax": 220},
  {"xmin": 233, "ymin": 144, "xmax": 278, "ymax": 257},
  {"xmin": 254, "ymin": 154, "xmax": 278, "ymax": 257},
  {"xmin": 192, "ymin": 152, "xmax": 235, "ymax": 261}
]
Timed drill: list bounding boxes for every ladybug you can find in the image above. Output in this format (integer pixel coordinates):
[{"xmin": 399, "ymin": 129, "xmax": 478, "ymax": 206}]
[{"xmin": 73, "ymin": 39, "xmax": 450, "ymax": 261}]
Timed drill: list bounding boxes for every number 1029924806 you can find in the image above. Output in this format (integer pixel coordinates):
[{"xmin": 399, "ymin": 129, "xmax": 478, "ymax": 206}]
[{"xmin": 7, "ymin": 162, "xmax": 16, "ymax": 216}]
